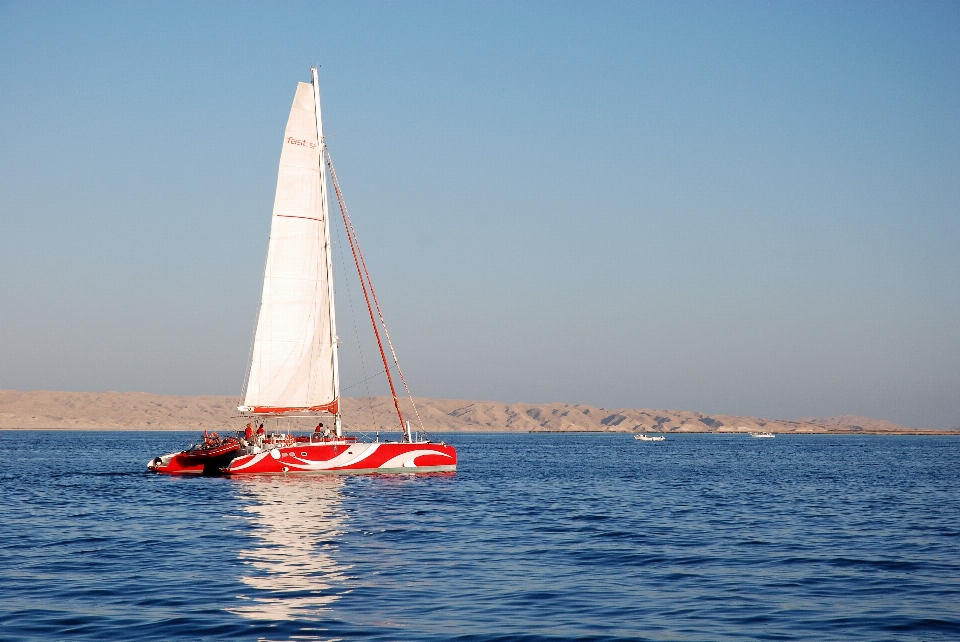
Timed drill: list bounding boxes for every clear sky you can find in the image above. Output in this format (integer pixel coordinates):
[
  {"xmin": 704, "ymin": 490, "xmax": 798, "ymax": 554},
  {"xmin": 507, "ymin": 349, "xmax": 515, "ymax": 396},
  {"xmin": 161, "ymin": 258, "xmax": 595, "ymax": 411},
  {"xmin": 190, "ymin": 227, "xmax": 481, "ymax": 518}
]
[{"xmin": 1, "ymin": 1, "xmax": 958, "ymax": 427}]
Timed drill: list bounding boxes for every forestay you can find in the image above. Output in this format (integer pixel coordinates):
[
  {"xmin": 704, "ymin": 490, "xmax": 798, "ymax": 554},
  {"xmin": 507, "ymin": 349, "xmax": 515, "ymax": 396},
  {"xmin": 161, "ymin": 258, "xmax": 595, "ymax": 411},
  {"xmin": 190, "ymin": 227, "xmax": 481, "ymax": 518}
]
[{"xmin": 240, "ymin": 80, "xmax": 339, "ymax": 415}]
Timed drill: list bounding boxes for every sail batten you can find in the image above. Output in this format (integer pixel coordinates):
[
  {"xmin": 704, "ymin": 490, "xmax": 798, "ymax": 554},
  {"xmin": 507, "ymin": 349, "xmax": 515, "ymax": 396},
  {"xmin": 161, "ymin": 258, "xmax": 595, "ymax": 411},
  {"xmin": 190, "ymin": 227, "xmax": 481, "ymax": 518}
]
[{"xmin": 241, "ymin": 79, "xmax": 338, "ymax": 415}]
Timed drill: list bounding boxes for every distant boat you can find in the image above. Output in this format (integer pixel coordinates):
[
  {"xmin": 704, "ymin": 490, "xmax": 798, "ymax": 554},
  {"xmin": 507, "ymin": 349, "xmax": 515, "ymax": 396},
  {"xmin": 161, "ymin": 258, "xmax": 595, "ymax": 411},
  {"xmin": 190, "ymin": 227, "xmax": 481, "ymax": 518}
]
[
  {"xmin": 635, "ymin": 434, "xmax": 665, "ymax": 442},
  {"xmin": 148, "ymin": 68, "xmax": 456, "ymax": 476},
  {"xmin": 751, "ymin": 432, "xmax": 775, "ymax": 438}
]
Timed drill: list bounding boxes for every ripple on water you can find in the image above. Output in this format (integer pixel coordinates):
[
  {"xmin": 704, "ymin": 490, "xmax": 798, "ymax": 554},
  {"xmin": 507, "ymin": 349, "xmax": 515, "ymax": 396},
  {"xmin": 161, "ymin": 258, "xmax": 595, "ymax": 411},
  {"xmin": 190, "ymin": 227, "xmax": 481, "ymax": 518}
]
[{"xmin": 0, "ymin": 431, "xmax": 959, "ymax": 640}]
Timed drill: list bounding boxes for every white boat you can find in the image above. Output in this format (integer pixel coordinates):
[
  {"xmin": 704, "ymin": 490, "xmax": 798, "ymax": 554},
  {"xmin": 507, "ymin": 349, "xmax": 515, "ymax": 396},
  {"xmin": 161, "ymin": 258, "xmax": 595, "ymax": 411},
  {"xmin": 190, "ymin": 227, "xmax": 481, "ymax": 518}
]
[
  {"xmin": 750, "ymin": 432, "xmax": 775, "ymax": 438},
  {"xmin": 635, "ymin": 434, "xmax": 665, "ymax": 441},
  {"xmin": 149, "ymin": 68, "xmax": 456, "ymax": 475}
]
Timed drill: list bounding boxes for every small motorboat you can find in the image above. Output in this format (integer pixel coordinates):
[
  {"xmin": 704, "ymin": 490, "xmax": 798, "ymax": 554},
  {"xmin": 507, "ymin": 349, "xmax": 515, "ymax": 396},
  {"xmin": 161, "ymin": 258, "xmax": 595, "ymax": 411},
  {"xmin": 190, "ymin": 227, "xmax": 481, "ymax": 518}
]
[
  {"xmin": 149, "ymin": 431, "xmax": 243, "ymax": 475},
  {"xmin": 178, "ymin": 433, "xmax": 241, "ymax": 463},
  {"xmin": 751, "ymin": 432, "xmax": 775, "ymax": 438},
  {"xmin": 635, "ymin": 434, "xmax": 665, "ymax": 441}
]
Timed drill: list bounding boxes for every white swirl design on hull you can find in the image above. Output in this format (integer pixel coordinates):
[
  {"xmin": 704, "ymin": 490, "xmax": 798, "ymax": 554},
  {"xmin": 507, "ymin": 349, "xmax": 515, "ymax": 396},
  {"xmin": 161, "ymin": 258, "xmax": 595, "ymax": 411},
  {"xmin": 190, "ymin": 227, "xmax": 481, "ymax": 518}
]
[
  {"xmin": 287, "ymin": 443, "xmax": 381, "ymax": 471},
  {"xmin": 227, "ymin": 444, "xmax": 453, "ymax": 473},
  {"xmin": 228, "ymin": 443, "xmax": 382, "ymax": 472},
  {"xmin": 228, "ymin": 450, "xmax": 273, "ymax": 472},
  {"xmin": 378, "ymin": 449, "xmax": 453, "ymax": 469}
]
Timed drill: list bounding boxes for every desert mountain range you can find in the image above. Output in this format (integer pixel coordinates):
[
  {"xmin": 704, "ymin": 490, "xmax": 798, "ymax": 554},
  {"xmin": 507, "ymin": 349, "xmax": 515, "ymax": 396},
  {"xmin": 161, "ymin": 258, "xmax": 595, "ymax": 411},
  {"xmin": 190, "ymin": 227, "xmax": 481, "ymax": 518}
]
[{"xmin": 0, "ymin": 389, "xmax": 950, "ymax": 434}]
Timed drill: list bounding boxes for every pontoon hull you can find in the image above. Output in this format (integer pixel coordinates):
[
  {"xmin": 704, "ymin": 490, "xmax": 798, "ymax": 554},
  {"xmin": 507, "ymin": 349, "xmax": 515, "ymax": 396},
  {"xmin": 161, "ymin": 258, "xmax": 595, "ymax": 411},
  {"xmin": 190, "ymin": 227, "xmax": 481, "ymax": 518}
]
[{"xmin": 221, "ymin": 441, "xmax": 456, "ymax": 475}]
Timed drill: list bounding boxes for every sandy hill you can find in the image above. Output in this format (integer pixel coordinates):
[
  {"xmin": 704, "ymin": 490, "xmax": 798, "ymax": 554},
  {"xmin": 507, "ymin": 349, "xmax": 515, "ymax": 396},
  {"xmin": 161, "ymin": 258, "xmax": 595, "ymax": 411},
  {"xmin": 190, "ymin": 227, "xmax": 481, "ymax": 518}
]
[{"xmin": 0, "ymin": 389, "xmax": 948, "ymax": 434}]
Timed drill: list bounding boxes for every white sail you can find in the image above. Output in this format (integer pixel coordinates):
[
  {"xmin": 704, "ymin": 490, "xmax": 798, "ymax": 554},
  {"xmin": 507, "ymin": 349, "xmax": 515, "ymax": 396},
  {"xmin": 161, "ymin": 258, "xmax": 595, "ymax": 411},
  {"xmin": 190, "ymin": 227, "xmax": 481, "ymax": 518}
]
[{"xmin": 240, "ymin": 75, "xmax": 339, "ymax": 414}]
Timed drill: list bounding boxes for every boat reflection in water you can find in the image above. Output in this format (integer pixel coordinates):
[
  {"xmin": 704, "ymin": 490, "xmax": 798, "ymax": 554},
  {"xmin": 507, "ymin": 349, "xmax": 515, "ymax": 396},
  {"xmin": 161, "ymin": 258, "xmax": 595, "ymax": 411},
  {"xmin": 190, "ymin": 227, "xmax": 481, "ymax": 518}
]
[{"xmin": 229, "ymin": 476, "xmax": 349, "ymax": 621}]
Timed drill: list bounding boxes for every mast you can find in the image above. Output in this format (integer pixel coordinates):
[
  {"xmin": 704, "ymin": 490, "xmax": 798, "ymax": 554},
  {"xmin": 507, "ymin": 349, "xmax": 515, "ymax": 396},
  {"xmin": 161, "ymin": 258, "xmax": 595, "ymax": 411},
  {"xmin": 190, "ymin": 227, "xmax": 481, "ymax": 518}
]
[{"xmin": 312, "ymin": 67, "xmax": 341, "ymax": 437}]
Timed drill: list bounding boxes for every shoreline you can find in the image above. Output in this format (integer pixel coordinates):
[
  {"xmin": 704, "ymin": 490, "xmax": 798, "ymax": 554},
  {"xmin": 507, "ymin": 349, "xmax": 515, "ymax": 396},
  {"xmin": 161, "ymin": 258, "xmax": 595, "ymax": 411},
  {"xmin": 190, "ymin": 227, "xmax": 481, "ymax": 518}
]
[
  {"xmin": 1, "ymin": 426, "xmax": 956, "ymax": 436},
  {"xmin": 2, "ymin": 390, "xmax": 953, "ymax": 435}
]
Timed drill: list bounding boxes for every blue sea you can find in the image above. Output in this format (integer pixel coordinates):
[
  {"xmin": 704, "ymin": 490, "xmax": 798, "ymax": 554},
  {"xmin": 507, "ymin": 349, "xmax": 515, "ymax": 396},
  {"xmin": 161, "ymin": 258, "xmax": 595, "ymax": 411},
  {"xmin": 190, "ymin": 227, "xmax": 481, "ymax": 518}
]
[{"xmin": 1, "ymin": 431, "xmax": 958, "ymax": 641}]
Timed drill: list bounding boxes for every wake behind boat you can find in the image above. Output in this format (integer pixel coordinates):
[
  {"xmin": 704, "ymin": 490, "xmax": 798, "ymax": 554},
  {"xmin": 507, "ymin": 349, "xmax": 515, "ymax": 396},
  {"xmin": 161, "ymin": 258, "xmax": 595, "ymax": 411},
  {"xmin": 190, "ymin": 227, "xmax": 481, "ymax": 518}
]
[
  {"xmin": 635, "ymin": 434, "xmax": 665, "ymax": 441},
  {"xmin": 149, "ymin": 68, "xmax": 456, "ymax": 476}
]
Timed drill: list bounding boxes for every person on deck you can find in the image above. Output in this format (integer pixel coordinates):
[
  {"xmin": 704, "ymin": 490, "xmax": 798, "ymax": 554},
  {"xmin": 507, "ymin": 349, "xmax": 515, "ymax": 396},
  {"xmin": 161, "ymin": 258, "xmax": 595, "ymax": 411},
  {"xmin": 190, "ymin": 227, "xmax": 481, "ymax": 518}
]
[
  {"xmin": 244, "ymin": 423, "xmax": 253, "ymax": 441},
  {"xmin": 315, "ymin": 422, "xmax": 329, "ymax": 440},
  {"xmin": 255, "ymin": 424, "xmax": 265, "ymax": 446}
]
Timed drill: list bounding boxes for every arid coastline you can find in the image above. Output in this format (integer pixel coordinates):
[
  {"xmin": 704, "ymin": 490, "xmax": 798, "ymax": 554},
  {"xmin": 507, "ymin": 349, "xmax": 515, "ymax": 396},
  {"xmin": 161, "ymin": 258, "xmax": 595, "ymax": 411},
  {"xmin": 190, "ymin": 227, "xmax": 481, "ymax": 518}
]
[{"xmin": 0, "ymin": 389, "xmax": 953, "ymax": 434}]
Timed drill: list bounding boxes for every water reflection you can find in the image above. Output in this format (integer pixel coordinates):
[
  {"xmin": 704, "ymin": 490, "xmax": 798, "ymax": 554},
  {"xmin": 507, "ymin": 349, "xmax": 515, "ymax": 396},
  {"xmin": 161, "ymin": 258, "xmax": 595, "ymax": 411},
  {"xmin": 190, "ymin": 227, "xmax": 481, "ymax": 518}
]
[{"xmin": 229, "ymin": 476, "xmax": 350, "ymax": 621}]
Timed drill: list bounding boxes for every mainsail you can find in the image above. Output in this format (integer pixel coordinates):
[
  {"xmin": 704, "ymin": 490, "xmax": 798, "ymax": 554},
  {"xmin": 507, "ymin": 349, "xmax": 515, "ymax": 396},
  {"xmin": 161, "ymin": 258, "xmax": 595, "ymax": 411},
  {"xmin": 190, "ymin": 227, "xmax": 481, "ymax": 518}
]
[{"xmin": 240, "ymin": 71, "xmax": 339, "ymax": 415}]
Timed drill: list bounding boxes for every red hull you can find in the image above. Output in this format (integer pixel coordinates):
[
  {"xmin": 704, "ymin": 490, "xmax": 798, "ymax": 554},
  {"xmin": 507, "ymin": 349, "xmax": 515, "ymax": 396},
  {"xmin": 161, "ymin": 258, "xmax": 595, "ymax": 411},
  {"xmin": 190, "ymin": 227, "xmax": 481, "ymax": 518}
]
[
  {"xmin": 223, "ymin": 440, "xmax": 456, "ymax": 475},
  {"xmin": 149, "ymin": 438, "xmax": 456, "ymax": 475}
]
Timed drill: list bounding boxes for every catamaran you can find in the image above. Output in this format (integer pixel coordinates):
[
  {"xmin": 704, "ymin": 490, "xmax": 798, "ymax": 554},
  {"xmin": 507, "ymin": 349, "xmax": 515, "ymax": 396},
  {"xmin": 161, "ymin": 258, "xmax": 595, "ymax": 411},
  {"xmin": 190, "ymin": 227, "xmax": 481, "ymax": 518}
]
[{"xmin": 149, "ymin": 68, "xmax": 456, "ymax": 475}]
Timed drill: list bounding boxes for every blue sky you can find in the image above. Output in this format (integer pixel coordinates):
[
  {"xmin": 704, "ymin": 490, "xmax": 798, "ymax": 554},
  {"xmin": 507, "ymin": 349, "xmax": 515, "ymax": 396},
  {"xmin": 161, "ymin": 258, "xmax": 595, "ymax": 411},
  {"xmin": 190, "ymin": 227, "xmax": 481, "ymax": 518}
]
[{"xmin": 1, "ymin": 1, "xmax": 958, "ymax": 427}]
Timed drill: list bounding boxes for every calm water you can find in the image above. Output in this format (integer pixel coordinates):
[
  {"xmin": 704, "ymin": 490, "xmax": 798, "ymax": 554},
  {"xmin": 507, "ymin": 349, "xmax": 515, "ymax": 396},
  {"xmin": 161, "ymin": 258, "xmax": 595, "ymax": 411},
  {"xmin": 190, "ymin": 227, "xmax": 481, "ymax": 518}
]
[{"xmin": 1, "ymin": 431, "xmax": 958, "ymax": 641}]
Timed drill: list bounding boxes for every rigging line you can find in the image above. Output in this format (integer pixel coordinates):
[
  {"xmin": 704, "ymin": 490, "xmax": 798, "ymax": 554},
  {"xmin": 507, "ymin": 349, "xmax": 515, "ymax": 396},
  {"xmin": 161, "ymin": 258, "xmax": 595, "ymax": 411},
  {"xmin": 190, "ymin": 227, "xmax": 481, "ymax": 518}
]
[
  {"xmin": 334, "ymin": 220, "xmax": 378, "ymax": 430},
  {"xmin": 324, "ymin": 148, "xmax": 406, "ymax": 434},
  {"xmin": 328, "ymin": 156, "xmax": 427, "ymax": 439},
  {"xmin": 340, "ymin": 371, "xmax": 385, "ymax": 392},
  {"xmin": 333, "ymin": 210, "xmax": 376, "ymax": 428},
  {"xmin": 325, "ymin": 148, "xmax": 428, "ymax": 441},
  {"xmin": 345, "ymin": 211, "xmax": 428, "ymax": 439},
  {"xmin": 333, "ymin": 216, "xmax": 383, "ymax": 436}
]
